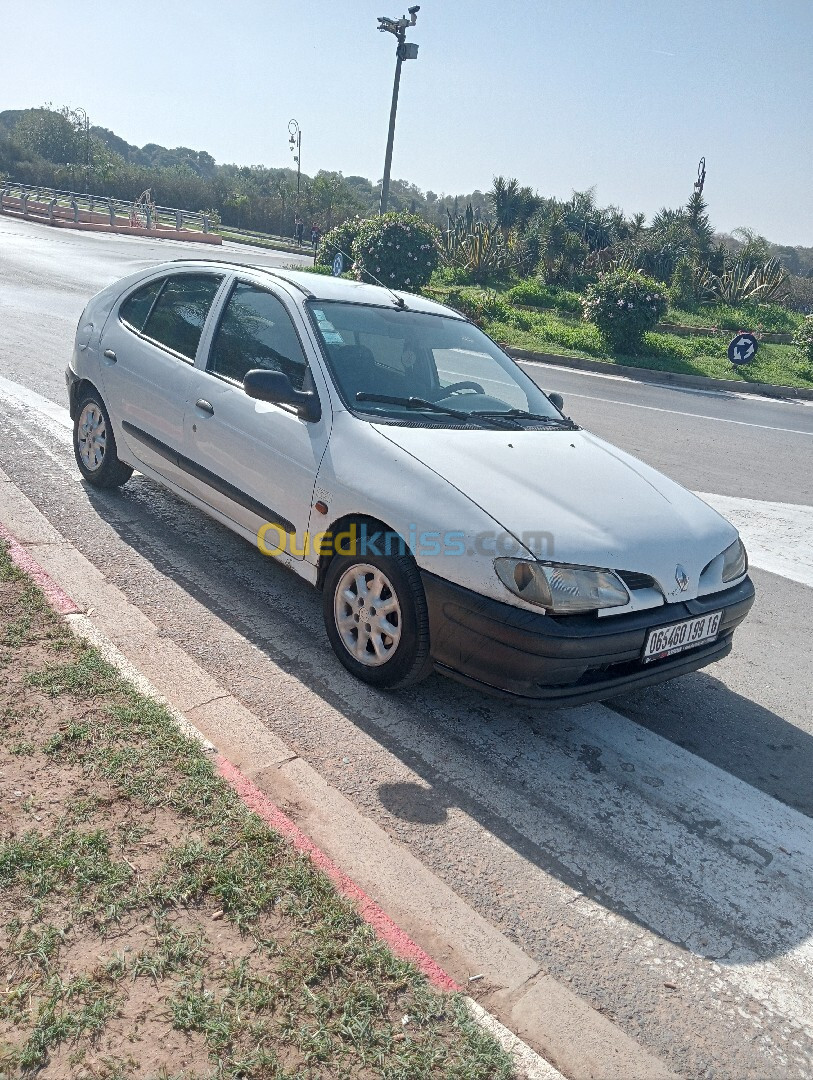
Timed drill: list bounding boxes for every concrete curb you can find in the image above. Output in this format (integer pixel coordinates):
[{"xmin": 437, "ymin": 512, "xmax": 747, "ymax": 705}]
[
  {"xmin": 505, "ymin": 346, "xmax": 813, "ymax": 401},
  {"xmin": 0, "ymin": 204, "xmax": 223, "ymax": 245},
  {"xmin": 0, "ymin": 475, "xmax": 678, "ymax": 1080},
  {"xmin": 1, "ymin": 514, "xmax": 564, "ymax": 1080}
]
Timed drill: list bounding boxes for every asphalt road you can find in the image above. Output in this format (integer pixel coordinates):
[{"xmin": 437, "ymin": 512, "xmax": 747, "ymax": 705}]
[
  {"xmin": 2, "ymin": 214, "xmax": 813, "ymax": 1078},
  {"xmin": 525, "ymin": 362, "xmax": 813, "ymax": 504}
]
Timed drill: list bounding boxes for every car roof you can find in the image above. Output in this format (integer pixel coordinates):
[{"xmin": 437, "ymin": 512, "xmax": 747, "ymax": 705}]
[{"xmin": 165, "ymin": 259, "xmax": 464, "ymax": 318}]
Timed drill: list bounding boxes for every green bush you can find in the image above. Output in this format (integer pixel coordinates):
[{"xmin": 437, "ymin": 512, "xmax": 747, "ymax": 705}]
[
  {"xmin": 669, "ymin": 257, "xmax": 698, "ymax": 311},
  {"xmin": 445, "ymin": 288, "xmax": 511, "ymax": 325},
  {"xmin": 582, "ymin": 270, "xmax": 668, "ymax": 353},
  {"xmin": 315, "ymin": 217, "xmax": 365, "ymax": 272},
  {"xmin": 352, "ymin": 213, "xmax": 440, "ymax": 291},
  {"xmin": 550, "ymin": 289, "xmax": 583, "ymax": 314},
  {"xmin": 507, "ymin": 279, "xmax": 558, "ymax": 309},
  {"xmin": 296, "ymin": 262, "xmax": 333, "ymax": 276},
  {"xmin": 428, "ymin": 265, "xmax": 472, "ymax": 287},
  {"xmin": 505, "ymin": 280, "xmax": 582, "ymax": 313},
  {"xmin": 792, "ymin": 315, "xmax": 813, "ymax": 364}
]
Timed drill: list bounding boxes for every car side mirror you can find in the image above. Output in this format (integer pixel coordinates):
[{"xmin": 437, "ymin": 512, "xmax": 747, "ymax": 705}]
[
  {"xmin": 548, "ymin": 392, "xmax": 564, "ymax": 412},
  {"xmin": 243, "ymin": 369, "xmax": 321, "ymax": 422}
]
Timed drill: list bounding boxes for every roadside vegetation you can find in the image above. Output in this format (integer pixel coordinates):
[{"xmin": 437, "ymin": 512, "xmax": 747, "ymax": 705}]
[
  {"xmin": 2, "ymin": 104, "xmax": 812, "ymax": 387},
  {"xmin": 0, "ymin": 543, "xmax": 514, "ymax": 1079}
]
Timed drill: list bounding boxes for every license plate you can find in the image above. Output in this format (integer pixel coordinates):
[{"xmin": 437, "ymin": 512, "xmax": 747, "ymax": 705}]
[{"xmin": 642, "ymin": 611, "xmax": 722, "ymax": 663}]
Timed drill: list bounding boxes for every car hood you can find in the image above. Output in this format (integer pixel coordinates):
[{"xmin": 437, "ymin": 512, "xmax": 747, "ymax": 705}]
[{"xmin": 373, "ymin": 424, "xmax": 737, "ymax": 602}]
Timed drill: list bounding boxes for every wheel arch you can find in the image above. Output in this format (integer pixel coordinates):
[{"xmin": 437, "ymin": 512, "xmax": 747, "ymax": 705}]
[
  {"xmin": 69, "ymin": 376, "xmax": 105, "ymax": 420},
  {"xmin": 315, "ymin": 513, "xmax": 413, "ymax": 591}
]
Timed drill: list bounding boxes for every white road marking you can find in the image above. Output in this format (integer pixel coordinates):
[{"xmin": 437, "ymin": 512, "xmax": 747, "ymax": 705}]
[
  {"xmin": 405, "ymin": 696, "xmax": 813, "ymax": 1069},
  {"xmin": 465, "ymin": 998, "xmax": 566, "ymax": 1078},
  {"xmin": 518, "ymin": 359, "xmax": 813, "ymax": 407},
  {"xmin": 0, "ymin": 374, "xmax": 811, "ymax": 588},
  {"xmin": 4, "ymin": 412, "xmax": 78, "ymax": 480},
  {"xmin": 2, "ymin": 373, "xmax": 812, "ymax": 1068},
  {"xmin": 0, "ymin": 373, "xmax": 73, "ymax": 430},
  {"xmin": 547, "ymin": 390, "xmax": 813, "ymax": 436},
  {"xmin": 696, "ymin": 492, "xmax": 813, "ymax": 589}
]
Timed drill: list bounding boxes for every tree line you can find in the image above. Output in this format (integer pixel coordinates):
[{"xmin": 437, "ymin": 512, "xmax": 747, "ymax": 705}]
[
  {"xmin": 0, "ymin": 104, "xmax": 810, "ymax": 303},
  {"xmin": 0, "ymin": 105, "xmax": 489, "ymax": 237}
]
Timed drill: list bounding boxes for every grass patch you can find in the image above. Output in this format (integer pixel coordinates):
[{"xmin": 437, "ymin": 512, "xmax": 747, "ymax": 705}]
[
  {"xmin": 663, "ymin": 302, "xmax": 802, "ymax": 334},
  {"xmin": 425, "ymin": 280, "xmax": 811, "ymax": 388},
  {"xmin": 483, "ymin": 315, "xmax": 813, "ymax": 389},
  {"xmin": 0, "ymin": 541, "xmax": 514, "ymax": 1078}
]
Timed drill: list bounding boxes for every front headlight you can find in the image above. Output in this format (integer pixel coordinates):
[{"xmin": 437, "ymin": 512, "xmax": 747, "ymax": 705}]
[
  {"xmin": 721, "ymin": 538, "xmax": 748, "ymax": 582},
  {"xmin": 494, "ymin": 559, "xmax": 630, "ymax": 613}
]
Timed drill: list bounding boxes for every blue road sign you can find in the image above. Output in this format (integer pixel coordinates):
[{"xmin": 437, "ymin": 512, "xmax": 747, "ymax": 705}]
[
  {"xmin": 332, "ymin": 252, "xmax": 344, "ymax": 277},
  {"xmin": 728, "ymin": 332, "xmax": 758, "ymax": 365}
]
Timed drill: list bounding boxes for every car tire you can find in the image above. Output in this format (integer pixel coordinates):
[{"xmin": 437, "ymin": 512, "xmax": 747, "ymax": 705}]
[
  {"xmin": 323, "ymin": 545, "xmax": 432, "ymax": 689},
  {"xmin": 73, "ymin": 387, "xmax": 133, "ymax": 489}
]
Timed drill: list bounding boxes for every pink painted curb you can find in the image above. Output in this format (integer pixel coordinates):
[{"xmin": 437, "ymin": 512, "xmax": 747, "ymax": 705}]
[
  {"xmin": 0, "ymin": 519, "xmax": 459, "ymax": 993},
  {"xmin": 216, "ymin": 754, "xmax": 460, "ymax": 993},
  {"xmin": 0, "ymin": 522, "xmax": 81, "ymax": 614}
]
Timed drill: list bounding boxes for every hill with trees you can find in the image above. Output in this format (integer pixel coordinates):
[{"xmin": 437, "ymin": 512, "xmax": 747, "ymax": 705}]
[
  {"xmin": 2, "ymin": 104, "xmax": 812, "ymax": 386},
  {"xmin": 1, "ymin": 104, "xmax": 810, "ymax": 315}
]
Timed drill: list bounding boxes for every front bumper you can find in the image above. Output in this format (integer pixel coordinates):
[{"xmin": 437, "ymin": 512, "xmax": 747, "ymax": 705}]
[{"xmin": 422, "ymin": 572, "xmax": 755, "ymax": 705}]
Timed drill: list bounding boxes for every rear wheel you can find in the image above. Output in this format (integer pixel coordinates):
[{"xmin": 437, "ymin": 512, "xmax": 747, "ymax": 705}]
[
  {"xmin": 323, "ymin": 548, "xmax": 432, "ymax": 689},
  {"xmin": 73, "ymin": 388, "xmax": 133, "ymax": 488}
]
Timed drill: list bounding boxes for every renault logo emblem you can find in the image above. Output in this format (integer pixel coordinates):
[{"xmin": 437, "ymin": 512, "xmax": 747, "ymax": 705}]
[{"xmin": 675, "ymin": 564, "xmax": 689, "ymax": 592}]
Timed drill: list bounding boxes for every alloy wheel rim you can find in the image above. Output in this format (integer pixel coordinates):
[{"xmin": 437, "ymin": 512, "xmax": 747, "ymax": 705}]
[
  {"xmin": 77, "ymin": 403, "xmax": 107, "ymax": 472},
  {"xmin": 334, "ymin": 563, "xmax": 402, "ymax": 667}
]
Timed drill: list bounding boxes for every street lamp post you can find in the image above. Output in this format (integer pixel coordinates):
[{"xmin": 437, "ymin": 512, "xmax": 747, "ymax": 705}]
[
  {"xmin": 75, "ymin": 107, "xmax": 91, "ymax": 193},
  {"xmin": 377, "ymin": 6, "xmax": 420, "ymax": 215},
  {"xmin": 288, "ymin": 119, "xmax": 302, "ymax": 199},
  {"xmin": 288, "ymin": 119, "xmax": 302, "ymax": 240}
]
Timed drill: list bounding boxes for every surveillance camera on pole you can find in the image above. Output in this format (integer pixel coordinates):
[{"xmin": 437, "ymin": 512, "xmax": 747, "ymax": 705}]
[{"xmin": 377, "ymin": 7, "xmax": 420, "ymax": 214}]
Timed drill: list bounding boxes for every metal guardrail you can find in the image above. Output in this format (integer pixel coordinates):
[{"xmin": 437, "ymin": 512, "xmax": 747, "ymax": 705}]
[
  {"xmin": 0, "ymin": 181, "xmax": 312, "ymax": 253},
  {"xmin": 0, "ymin": 181, "xmax": 214, "ymax": 233}
]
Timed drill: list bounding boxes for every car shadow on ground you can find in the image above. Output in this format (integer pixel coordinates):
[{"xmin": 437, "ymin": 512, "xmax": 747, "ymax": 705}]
[{"xmin": 81, "ymin": 474, "xmax": 813, "ymax": 967}]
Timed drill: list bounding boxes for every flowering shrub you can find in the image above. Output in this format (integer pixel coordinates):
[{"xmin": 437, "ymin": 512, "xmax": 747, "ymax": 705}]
[
  {"xmin": 792, "ymin": 315, "xmax": 813, "ymax": 364},
  {"xmin": 582, "ymin": 270, "xmax": 668, "ymax": 353},
  {"xmin": 352, "ymin": 213, "xmax": 440, "ymax": 291},
  {"xmin": 315, "ymin": 217, "xmax": 364, "ymax": 272}
]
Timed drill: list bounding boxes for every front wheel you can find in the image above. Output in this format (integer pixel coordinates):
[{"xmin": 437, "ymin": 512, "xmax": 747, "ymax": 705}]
[
  {"xmin": 323, "ymin": 551, "xmax": 432, "ymax": 689},
  {"xmin": 73, "ymin": 388, "xmax": 133, "ymax": 488}
]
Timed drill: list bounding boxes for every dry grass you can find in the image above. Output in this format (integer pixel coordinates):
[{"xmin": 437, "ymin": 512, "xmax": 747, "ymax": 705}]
[{"xmin": 0, "ymin": 543, "xmax": 514, "ymax": 1079}]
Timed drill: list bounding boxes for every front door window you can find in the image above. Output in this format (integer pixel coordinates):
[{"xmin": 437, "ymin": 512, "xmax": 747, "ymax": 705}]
[{"xmin": 208, "ymin": 282, "xmax": 310, "ymax": 390}]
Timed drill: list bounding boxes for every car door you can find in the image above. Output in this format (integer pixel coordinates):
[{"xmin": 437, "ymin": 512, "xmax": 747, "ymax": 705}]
[
  {"xmin": 99, "ymin": 271, "xmax": 225, "ymax": 482},
  {"xmin": 182, "ymin": 278, "xmax": 332, "ymax": 558}
]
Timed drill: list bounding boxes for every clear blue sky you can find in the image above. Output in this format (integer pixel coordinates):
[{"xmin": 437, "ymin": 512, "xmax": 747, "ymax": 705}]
[{"xmin": 1, "ymin": 0, "xmax": 811, "ymax": 244}]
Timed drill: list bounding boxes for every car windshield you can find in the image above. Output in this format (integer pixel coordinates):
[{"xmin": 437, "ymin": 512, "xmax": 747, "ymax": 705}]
[{"xmin": 307, "ymin": 300, "xmax": 565, "ymax": 426}]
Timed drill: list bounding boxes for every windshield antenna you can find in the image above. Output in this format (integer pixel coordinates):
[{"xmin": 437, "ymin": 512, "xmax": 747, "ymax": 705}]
[{"xmin": 331, "ymin": 246, "xmax": 406, "ymax": 309}]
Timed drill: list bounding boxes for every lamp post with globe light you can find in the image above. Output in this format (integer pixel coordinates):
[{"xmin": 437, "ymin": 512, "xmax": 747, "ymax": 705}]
[
  {"xmin": 288, "ymin": 118, "xmax": 303, "ymax": 240},
  {"xmin": 74, "ymin": 107, "xmax": 91, "ymax": 192},
  {"xmin": 288, "ymin": 119, "xmax": 302, "ymax": 199}
]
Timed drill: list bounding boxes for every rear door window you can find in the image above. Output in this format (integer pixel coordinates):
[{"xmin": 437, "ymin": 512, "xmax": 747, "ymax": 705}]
[
  {"xmin": 141, "ymin": 274, "xmax": 223, "ymax": 361},
  {"xmin": 119, "ymin": 278, "xmax": 164, "ymax": 332}
]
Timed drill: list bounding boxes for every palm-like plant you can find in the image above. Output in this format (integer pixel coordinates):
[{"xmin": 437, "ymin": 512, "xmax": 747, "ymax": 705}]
[
  {"xmin": 488, "ymin": 176, "xmax": 538, "ymax": 237},
  {"xmin": 439, "ymin": 204, "xmax": 505, "ymax": 281},
  {"xmin": 699, "ymin": 257, "xmax": 788, "ymax": 304}
]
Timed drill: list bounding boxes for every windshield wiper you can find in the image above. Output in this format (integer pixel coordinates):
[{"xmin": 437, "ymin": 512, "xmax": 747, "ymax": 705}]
[
  {"xmin": 471, "ymin": 408, "xmax": 579, "ymax": 429},
  {"xmin": 355, "ymin": 393, "xmax": 521, "ymax": 428}
]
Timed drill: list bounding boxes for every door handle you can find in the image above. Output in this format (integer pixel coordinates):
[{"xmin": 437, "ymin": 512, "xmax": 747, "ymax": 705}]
[
  {"xmin": 103, "ymin": 349, "xmax": 117, "ymax": 362},
  {"xmin": 195, "ymin": 399, "xmax": 214, "ymax": 415}
]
